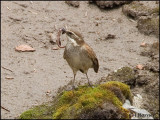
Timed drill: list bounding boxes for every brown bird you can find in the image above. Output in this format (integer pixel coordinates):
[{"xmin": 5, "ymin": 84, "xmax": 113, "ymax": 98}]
[{"xmin": 61, "ymin": 28, "xmax": 99, "ymax": 89}]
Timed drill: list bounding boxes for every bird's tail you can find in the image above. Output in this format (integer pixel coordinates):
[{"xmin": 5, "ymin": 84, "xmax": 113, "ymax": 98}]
[{"xmin": 93, "ymin": 58, "xmax": 99, "ymax": 73}]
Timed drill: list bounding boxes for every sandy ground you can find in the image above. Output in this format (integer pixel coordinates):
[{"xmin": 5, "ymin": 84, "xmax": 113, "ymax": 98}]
[{"xmin": 1, "ymin": 1, "xmax": 158, "ymax": 119}]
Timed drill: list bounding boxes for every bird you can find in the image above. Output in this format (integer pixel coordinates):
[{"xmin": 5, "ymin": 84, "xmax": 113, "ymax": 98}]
[{"xmin": 61, "ymin": 28, "xmax": 99, "ymax": 89}]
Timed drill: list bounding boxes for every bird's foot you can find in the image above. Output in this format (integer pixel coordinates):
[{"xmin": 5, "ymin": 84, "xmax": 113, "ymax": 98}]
[
  {"xmin": 72, "ymin": 85, "xmax": 76, "ymax": 89},
  {"xmin": 65, "ymin": 85, "xmax": 76, "ymax": 91},
  {"xmin": 88, "ymin": 82, "xmax": 94, "ymax": 88}
]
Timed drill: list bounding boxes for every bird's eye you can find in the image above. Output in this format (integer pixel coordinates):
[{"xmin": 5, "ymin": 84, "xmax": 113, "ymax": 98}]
[{"xmin": 68, "ymin": 32, "xmax": 72, "ymax": 35}]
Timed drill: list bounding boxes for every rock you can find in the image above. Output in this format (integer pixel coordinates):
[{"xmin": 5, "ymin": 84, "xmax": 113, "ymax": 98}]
[
  {"xmin": 133, "ymin": 68, "xmax": 159, "ymax": 119},
  {"xmin": 5, "ymin": 76, "xmax": 14, "ymax": 80},
  {"xmin": 59, "ymin": 18, "xmax": 66, "ymax": 21},
  {"xmin": 145, "ymin": 63, "xmax": 159, "ymax": 73},
  {"xmin": 140, "ymin": 42, "xmax": 148, "ymax": 47},
  {"xmin": 15, "ymin": 45, "xmax": 35, "ymax": 52},
  {"xmin": 93, "ymin": 1, "xmax": 131, "ymax": 8},
  {"xmin": 140, "ymin": 42, "xmax": 159, "ymax": 58},
  {"xmin": 65, "ymin": 1, "xmax": 79, "ymax": 7},
  {"xmin": 151, "ymin": 42, "xmax": 159, "ymax": 55},
  {"xmin": 19, "ymin": 81, "xmax": 133, "ymax": 119},
  {"xmin": 136, "ymin": 75, "xmax": 149, "ymax": 86},
  {"xmin": 48, "ymin": 32, "xmax": 56, "ymax": 44},
  {"xmin": 143, "ymin": 78, "xmax": 159, "ymax": 119},
  {"xmin": 104, "ymin": 85, "xmax": 126, "ymax": 103},
  {"xmin": 136, "ymin": 40, "xmax": 159, "ymax": 119},
  {"xmin": 103, "ymin": 67, "xmax": 137, "ymax": 88},
  {"xmin": 81, "ymin": 102, "xmax": 124, "ymax": 119},
  {"xmin": 122, "ymin": 1, "xmax": 159, "ymax": 37},
  {"xmin": 105, "ymin": 34, "xmax": 116, "ymax": 40},
  {"xmin": 137, "ymin": 15, "xmax": 159, "ymax": 37},
  {"xmin": 122, "ymin": 2, "xmax": 159, "ymax": 19},
  {"xmin": 136, "ymin": 64, "xmax": 144, "ymax": 70},
  {"xmin": 122, "ymin": 2, "xmax": 152, "ymax": 19}
]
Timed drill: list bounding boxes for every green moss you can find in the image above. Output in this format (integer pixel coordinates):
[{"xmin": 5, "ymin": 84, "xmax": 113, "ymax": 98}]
[
  {"xmin": 100, "ymin": 81, "xmax": 132, "ymax": 104},
  {"xmin": 19, "ymin": 81, "xmax": 132, "ymax": 119},
  {"xmin": 20, "ymin": 104, "xmax": 54, "ymax": 119},
  {"xmin": 52, "ymin": 104, "xmax": 70, "ymax": 119},
  {"xmin": 116, "ymin": 67, "xmax": 135, "ymax": 79},
  {"xmin": 52, "ymin": 81, "xmax": 131, "ymax": 119},
  {"xmin": 60, "ymin": 91, "xmax": 74, "ymax": 103}
]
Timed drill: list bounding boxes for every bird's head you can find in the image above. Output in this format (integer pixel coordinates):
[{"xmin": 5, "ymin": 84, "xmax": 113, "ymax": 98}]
[{"xmin": 61, "ymin": 28, "xmax": 84, "ymax": 46}]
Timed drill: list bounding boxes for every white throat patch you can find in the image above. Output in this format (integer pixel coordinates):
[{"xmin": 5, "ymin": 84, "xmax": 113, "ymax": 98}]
[{"xmin": 67, "ymin": 36, "xmax": 79, "ymax": 46}]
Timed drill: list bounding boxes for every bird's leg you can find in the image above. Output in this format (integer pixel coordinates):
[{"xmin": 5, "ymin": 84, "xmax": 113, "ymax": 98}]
[
  {"xmin": 85, "ymin": 73, "xmax": 92, "ymax": 87},
  {"xmin": 72, "ymin": 73, "xmax": 76, "ymax": 89},
  {"xmin": 66, "ymin": 73, "xmax": 76, "ymax": 91}
]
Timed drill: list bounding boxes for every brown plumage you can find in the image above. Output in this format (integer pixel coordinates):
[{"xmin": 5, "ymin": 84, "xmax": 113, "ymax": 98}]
[
  {"xmin": 62, "ymin": 28, "xmax": 99, "ymax": 89},
  {"xmin": 82, "ymin": 43, "xmax": 99, "ymax": 73}
]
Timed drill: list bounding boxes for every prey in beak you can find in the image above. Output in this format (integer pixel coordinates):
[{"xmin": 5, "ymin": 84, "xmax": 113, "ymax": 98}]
[{"xmin": 56, "ymin": 28, "xmax": 66, "ymax": 48}]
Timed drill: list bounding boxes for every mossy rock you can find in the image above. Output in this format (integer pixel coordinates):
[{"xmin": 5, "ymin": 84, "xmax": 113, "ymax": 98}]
[
  {"xmin": 65, "ymin": 1, "xmax": 79, "ymax": 8},
  {"xmin": 122, "ymin": 2, "xmax": 151, "ymax": 19},
  {"xmin": 137, "ymin": 15, "xmax": 159, "ymax": 37},
  {"xmin": 104, "ymin": 67, "xmax": 137, "ymax": 88},
  {"xmin": 122, "ymin": 1, "xmax": 159, "ymax": 37},
  {"xmin": 140, "ymin": 42, "xmax": 159, "ymax": 58},
  {"xmin": 122, "ymin": 2, "xmax": 159, "ymax": 19},
  {"xmin": 94, "ymin": 1, "xmax": 131, "ymax": 9},
  {"xmin": 19, "ymin": 81, "xmax": 132, "ymax": 119},
  {"xmin": 19, "ymin": 103, "xmax": 55, "ymax": 119}
]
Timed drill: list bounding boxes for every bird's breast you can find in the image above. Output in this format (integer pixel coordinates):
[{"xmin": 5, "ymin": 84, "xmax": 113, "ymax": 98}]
[
  {"xmin": 64, "ymin": 43, "xmax": 93, "ymax": 70},
  {"xmin": 65, "ymin": 43, "xmax": 81, "ymax": 60}
]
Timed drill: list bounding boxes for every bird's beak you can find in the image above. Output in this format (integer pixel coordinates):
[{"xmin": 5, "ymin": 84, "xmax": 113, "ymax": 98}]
[{"xmin": 61, "ymin": 28, "xmax": 66, "ymax": 34}]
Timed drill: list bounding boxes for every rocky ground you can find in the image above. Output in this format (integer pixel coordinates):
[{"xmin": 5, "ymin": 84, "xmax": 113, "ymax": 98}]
[{"xmin": 1, "ymin": 1, "xmax": 159, "ymax": 119}]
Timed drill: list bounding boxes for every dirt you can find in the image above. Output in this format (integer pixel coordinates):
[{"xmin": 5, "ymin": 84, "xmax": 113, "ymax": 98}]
[{"xmin": 1, "ymin": 1, "xmax": 159, "ymax": 119}]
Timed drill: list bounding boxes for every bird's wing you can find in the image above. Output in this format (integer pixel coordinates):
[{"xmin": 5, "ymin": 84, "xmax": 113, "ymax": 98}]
[{"xmin": 82, "ymin": 44, "xmax": 99, "ymax": 73}]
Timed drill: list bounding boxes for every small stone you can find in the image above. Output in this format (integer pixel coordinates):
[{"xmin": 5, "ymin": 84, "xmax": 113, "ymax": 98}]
[
  {"xmin": 95, "ymin": 22, "xmax": 98, "ymax": 26},
  {"xmin": 46, "ymin": 90, "xmax": 51, "ymax": 95},
  {"xmin": 140, "ymin": 42, "xmax": 147, "ymax": 47},
  {"xmin": 15, "ymin": 45, "xmax": 35, "ymax": 52},
  {"xmin": 105, "ymin": 34, "xmax": 116, "ymax": 40},
  {"xmin": 52, "ymin": 47, "xmax": 59, "ymax": 50},
  {"xmin": 59, "ymin": 18, "xmax": 66, "ymax": 21},
  {"xmin": 136, "ymin": 64, "xmax": 144, "ymax": 70},
  {"xmin": 5, "ymin": 77, "xmax": 14, "ymax": 80}
]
